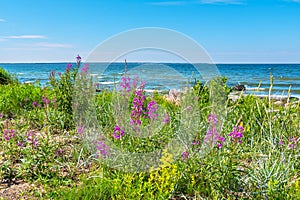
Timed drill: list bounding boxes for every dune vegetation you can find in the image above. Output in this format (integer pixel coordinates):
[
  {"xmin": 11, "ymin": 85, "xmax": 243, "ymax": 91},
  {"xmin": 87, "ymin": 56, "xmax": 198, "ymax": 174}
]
[{"xmin": 0, "ymin": 59, "xmax": 300, "ymax": 199}]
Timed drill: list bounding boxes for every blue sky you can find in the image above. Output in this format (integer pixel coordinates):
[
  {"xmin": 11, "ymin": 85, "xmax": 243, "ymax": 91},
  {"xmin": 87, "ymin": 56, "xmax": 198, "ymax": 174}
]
[{"xmin": 0, "ymin": 0, "xmax": 300, "ymax": 63}]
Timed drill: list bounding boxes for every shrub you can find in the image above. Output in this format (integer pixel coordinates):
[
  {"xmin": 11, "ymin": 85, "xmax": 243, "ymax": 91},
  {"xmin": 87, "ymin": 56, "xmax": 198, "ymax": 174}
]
[{"xmin": 0, "ymin": 67, "xmax": 18, "ymax": 85}]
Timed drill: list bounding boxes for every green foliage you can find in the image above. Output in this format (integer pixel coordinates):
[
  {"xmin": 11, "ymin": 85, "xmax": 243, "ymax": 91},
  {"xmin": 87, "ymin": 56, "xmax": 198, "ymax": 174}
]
[
  {"xmin": 0, "ymin": 67, "xmax": 17, "ymax": 85},
  {"xmin": 0, "ymin": 83, "xmax": 43, "ymax": 116},
  {"xmin": 0, "ymin": 69, "xmax": 300, "ymax": 199},
  {"xmin": 48, "ymin": 64, "xmax": 79, "ymax": 129},
  {"xmin": 193, "ymin": 76, "xmax": 232, "ymax": 109}
]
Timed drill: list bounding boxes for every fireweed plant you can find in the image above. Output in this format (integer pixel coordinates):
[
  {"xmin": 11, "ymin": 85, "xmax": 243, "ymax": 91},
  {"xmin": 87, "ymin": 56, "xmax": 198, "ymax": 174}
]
[
  {"xmin": 114, "ymin": 76, "xmax": 161, "ymax": 138},
  {"xmin": 1, "ymin": 59, "xmax": 300, "ymax": 199}
]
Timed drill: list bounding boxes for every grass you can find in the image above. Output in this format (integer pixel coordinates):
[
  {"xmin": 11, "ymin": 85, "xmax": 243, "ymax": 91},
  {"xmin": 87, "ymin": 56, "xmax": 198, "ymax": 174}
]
[{"xmin": 0, "ymin": 64, "xmax": 300, "ymax": 199}]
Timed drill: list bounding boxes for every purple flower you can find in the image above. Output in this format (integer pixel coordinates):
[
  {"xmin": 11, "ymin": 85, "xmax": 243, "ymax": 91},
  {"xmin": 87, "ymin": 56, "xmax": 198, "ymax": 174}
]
[
  {"xmin": 55, "ymin": 149, "xmax": 65, "ymax": 157},
  {"xmin": 204, "ymin": 114, "xmax": 225, "ymax": 148},
  {"xmin": 50, "ymin": 70, "xmax": 56, "ymax": 77},
  {"xmin": 278, "ymin": 140, "xmax": 284, "ymax": 145},
  {"xmin": 184, "ymin": 106, "xmax": 192, "ymax": 112},
  {"xmin": 3, "ymin": 129, "xmax": 16, "ymax": 141},
  {"xmin": 130, "ymin": 118, "xmax": 142, "ymax": 126},
  {"xmin": 96, "ymin": 141, "xmax": 110, "ymax": 159},
  {"xmin": 32, "ymin": 101, "xmax": 37, "ymax": 107},
  {"xmin": 77, "ymin": 125, "xmax": 85, "ymax": 135},
  {"xmin": 208, "ymin": 114, "xmax": 218, "ymax": 125},
  {"xmin": 66, "ymin": 63, "xmax": 72, "ymax": 72},
  {"xmin": 130, "ymin": 89, "xmax": 146, "ymax": 127},
  {"xmin": 27, "ymin": 131, "xmax": 38, "ymax": 148},
  {"xmin": 132, "ymin": 76, "xmax": 138, "ymax": 88},
  {"xmin": 145, "ymin": 100, "xmax": 158, "ymax": 120},
  {"xmin": 192, "ymin": 140, "xmax": 201, "ymax": 145},
  {"xmin": 42, "ymin": 96, "xmax": 50, "ymax": 105},
  {"xmin": 288, "ymin": 136, "xmax": 298, "ymax": 149},
  {"xmin": 228, "ymin": 125, "xmax": 244, "ymax": 144},
  {"xmin": 181, "ymin": 150, "xmax": 189, "ymax": 161},
  {"xmin": 120, "ymin": 76, "xmax": 131, "ymax": 92},
  {"xmin": 81, "ymin": 63, "xmax": 89, "ymax": 73},
  {"xmin": 113, "ymin": 125, "xmax": 125, "ymax": 139},
  {"xmin": 162, "ymin": 114, "xmax": 170, "ymax": 124},
  {"xmin": 76, "ymin": 54, "xmax": 81, "ymax": 62},
  {"xmin": 17, "ymin": 141, "xmax": 22, "ymax": 147},
  {"xmin": 0, "ymin": 113, "xmax": 3, "ymax": 118}
]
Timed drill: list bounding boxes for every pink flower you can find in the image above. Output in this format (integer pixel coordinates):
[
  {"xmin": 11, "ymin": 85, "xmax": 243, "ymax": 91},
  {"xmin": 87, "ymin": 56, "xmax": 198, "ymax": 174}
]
[
  {"xmin": 66, "ymin": 63, "xmax": 72, "ymax": 72},
  {"xmin": 192, "ymin": 140, "xmax": 201, "ymax": 145},
  {"xmin": 76, "ymin": 54, "xmax": 81, "ymax": 61},
  {"xmin": 17, "ymin": 142, "xmax": 22, "ymax": 147},
  {"xmin": 145, "ymin": 100, "xmax": 158, "ymax": 120},
  {"xmin": 162, "ymin": 114, "xmax": 170, "ymax": 124},
  {"xmin": 76, "ymin": 54, "xmax": 82, "ymax": 66},
  {"xmin": 50, "ymin": 70, "xmax": 55, "ymax": 77},
  {"xmin": 113, "ymin": 125, "xmax": 125, "ymax": 139},
  {"xmin": 42, "ymin": 96, "xmax": 50, "ymax": 105},
  {"xmin": 288, "ymin": 136, "xmax": 298, "ymax": 149},
  {"xmin": 77, "ymin": 125, "xmax": 85, "ymax": 135},
  {"xmin": 32, "ymin": 101, "xmax": 37, "ymax": 107},
  {"xmin": 228, "ymin": 126, "xmax": 244, "ymax": 144},
  {"xmin": 119, "ymin": 76, "xmax": 131, "ymax": 92},
  {"xmin": 204, "ymin": 114, "xmax": 225, "ymax": 149},
  {"xmin": 81, "ymin": 63, "xmax": 89, "ymax": 73},
  {"xmin": 3, "ymin": 129, "xmax": 16, "ymax": 140},
  {"xmin": 27, "ymin": 131, "xmax": 38, "ymax": 148},
  {"xmin": 96, "ymin": 141, "xmax": 110, "ymax": 158},
  {"xmin": 181, "ymin": 150, "xmax": 189, "ymax": 161}
]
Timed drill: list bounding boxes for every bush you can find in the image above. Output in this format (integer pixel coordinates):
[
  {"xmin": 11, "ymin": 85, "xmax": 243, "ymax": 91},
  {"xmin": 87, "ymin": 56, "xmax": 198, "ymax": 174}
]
[{"xmin": 0, "ymin": 67, "xmax": 18, "ymax": 85}]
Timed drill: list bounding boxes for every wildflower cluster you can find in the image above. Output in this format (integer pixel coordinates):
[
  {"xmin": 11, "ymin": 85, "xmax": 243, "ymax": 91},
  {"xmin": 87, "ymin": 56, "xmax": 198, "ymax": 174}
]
[
  {"xmin": 3, "ymin": 129, "xmax": 16, "ymax": 140},
  {"xmin": 146, "ymin": 149, "xmax": 179, "ymax": 199},
  {"xmin": 66, "ymin": 63, "xmax": 72, "ymax": 72},
  {"xmin": 181, "ymin": 150, "xmax": 189, "ymax": 161},
  {"xmin": 112, "ymin": 76, "xmax": 165, "ymax": 140},
  {"xmin": 145, "ymin": 100, "xmax": 158, "ymax": 121},
  {"xmin": 204, "ymin": 114, "xmax": 225, "ymax": 148},
  {"xmin": 27, "ymin": 131, "xmax": 38, "ymax": 148},
  {"xmin": 42, "ymin": 96, "xmax": 50, "ymax": 107},
  {"xmin": 113, "ymin": 125, "xmax": 125, "ymax": 139},
  {"xmin": 228, "ymin": 125, "xmax": 244, "ymax": 144},
  {"xmin": 130, "ymin": 86, "xmax": 146, "ymax": 127},
  {"xmin": 96, "ymin": 141, "xmax": 111, "ymax": 158},
  {"xmin": 162, "ymin": 114, "xmax": 170, "ymax": 124},
  {"xmin": 288, "ymin": 136, "xmax": 299, "ymax": 149},
  {"xmin": 119, "ymin": 76, "xmax": 131, "ymax": 92},
  {"xmin": 81, "ymin": 63, "xmax": 89, "ymax": 73},
  {"xmin": 77, "ymin": 125, "xmax": 85, "ymax": 135}
]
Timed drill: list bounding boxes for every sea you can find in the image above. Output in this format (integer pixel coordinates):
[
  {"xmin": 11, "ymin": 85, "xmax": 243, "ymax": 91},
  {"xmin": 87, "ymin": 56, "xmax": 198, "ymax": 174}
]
[{"xmin": 1, "ymin": 63, "xmax": 300, "ymax": 98}]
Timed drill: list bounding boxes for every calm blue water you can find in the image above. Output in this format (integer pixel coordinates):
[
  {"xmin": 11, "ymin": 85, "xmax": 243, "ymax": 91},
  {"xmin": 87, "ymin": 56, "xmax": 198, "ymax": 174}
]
[{"xmin": 1, "ymin": 63, "xmax": 300, "ymax": 97}]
